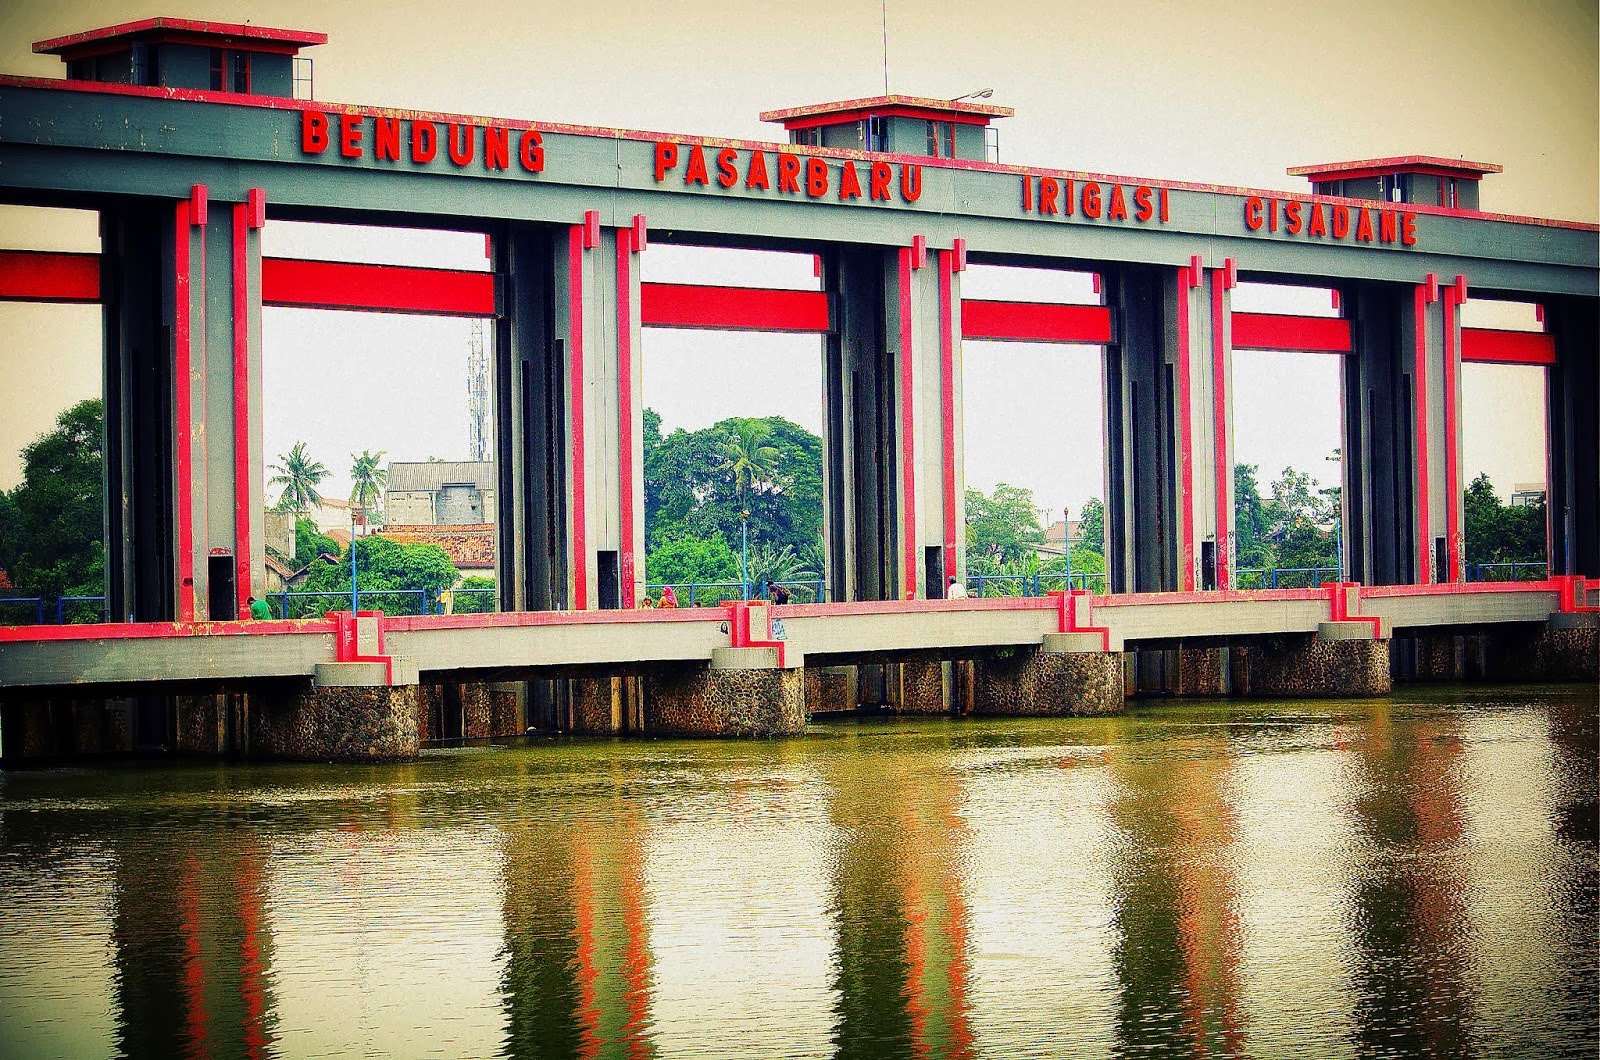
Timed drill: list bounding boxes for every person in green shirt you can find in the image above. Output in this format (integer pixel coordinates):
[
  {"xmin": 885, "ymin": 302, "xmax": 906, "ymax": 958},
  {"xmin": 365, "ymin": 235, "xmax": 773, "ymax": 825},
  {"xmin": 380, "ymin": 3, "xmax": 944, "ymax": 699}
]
[{"xmin": 246, "ymin": 596, "xmax": 272, "ymax": 621}]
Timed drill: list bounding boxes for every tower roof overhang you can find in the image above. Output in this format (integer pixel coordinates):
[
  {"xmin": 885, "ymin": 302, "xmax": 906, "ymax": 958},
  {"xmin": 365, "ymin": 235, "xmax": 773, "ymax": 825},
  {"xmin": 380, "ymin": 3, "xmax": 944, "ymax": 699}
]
[{"xmin": 34, "ymin": 17, "xmax": 327, "ymax": 61}]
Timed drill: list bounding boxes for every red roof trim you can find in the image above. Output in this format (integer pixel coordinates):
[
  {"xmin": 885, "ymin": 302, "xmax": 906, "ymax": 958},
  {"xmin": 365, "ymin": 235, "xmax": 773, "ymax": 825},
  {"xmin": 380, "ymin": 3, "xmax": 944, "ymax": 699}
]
[
  {"xmin": 1288, "ymin": 155, "xmax": 1502, "ymax": 179},
  {"xmin": 33, "ymin": 17, "xmax": 326, "ymax": 55},
  {"xmin": 760, "ymin": 94, "xmax": 1013, "ymax": 123},
  {"xmin": 777, "ymin": 105, "xmax": 996, "ymax": 131},
  {"xmin": 0, "ymin": 75, "xmax": 1591, "ymax": 233}
]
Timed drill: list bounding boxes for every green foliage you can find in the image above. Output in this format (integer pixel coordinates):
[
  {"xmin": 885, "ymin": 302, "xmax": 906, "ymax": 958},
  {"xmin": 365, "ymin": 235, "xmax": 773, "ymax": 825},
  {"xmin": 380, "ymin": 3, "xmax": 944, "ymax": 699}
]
[
  {"xmin": 1232, "ymin": 460, "xmax": 1340, "ymax": 581},
  {"xmin": 292, "ymin": 535, "xmax": 459, "ymax": 616},
  {"xmin": 269, "ymin": 441, "xmax": 329, "ymax": 514},
  {"xmin": 293, "ymin": 517, "xmax": 339, "ymax": 569},
  {"xmin": 349, "ymin": 449, "xmax": 387, "ymax": 512},
  {"xmin": 1464, "ymin": 474, "xmax": 1545, "ymax": 568},
  {"xmin": 965, "ymin": 483, "xmax": 1045, "ymax": 575},
  {"xmin": 1075, "ymin": 497, "xmax": 1105, "ymax": 556},
  {"xmin": 452, "ymin": 574, "xmax": 497, "ymax": 614},
  {"xmin": 747, "ymin": 542, "xmax": 819, "ymax": 591},
  {"xmin": 646, "ymin": 532, "xmax": 739, "ymax": 586},
  {"xmin": 643, "ymin": 412, "xmax": 824, "ymax": 561},
  {"xmin": 2, "ymin": 399, "xmax": 105, "ymax": 601}
]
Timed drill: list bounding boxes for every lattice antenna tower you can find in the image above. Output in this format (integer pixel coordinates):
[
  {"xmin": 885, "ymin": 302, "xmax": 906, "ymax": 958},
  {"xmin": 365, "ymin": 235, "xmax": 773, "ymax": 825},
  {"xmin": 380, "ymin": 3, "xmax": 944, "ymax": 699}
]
[{"xmin": 466, "ymin": 318, "xmax": 492, "ymax": 462}]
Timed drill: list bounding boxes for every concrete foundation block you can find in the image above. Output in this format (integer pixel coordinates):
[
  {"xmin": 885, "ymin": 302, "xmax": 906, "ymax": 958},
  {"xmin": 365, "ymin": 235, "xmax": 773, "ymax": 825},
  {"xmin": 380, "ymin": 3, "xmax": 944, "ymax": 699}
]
[
  {"xmin": 460, "ymin": 681, "xmax": 494, "ymax": 739},
  {"xmin": 710, "ymin": 646, "xmax": 782, "ymax": 670},
  {"xmin": 1318, "ymin": 620, "xmax": 1385, "ymax": 641},
  {"xmin": 176, "ymin": 694, "xmax": 225, "ymax": 755},
  {"xmin": 314, "ymin": 656, "xmax": 419, "ymax": 687},
  {"xmin": 1549, "ymin": 611, "xmax": 1600, "ymax": 631},
  {"xmin": 896, "ymin": 656, "xmax": 948, "ymax": 714},
  {"xmin": 1042, "ymin": 632, "xmax": 1108, "ymax": 653},
  {"xmin": 1231, "ymin": 636, "xmax": 1391, "ymax": 698},
  {"xmin": 973, "ymin": 649, "xmax": 1125, "ymax": 716},
  {"xmin": 645, "ymin": 664, "xmax": 805, "ymax": 737},
  {"xmin": 251, "ymin": 682, "xmax": 420, "ymax": 762}
]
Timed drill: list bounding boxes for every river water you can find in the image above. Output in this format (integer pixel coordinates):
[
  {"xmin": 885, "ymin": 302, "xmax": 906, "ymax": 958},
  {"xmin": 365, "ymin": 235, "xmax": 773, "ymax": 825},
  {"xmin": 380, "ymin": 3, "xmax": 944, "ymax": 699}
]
[{"xmin": 0, "ymin": 686, "xmax": 1593, "ymax": 1059}]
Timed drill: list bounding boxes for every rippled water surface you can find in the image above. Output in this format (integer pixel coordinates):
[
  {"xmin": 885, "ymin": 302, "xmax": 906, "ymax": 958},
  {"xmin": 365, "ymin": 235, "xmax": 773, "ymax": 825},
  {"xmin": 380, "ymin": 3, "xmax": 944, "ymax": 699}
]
[{"xmin": 1, "ymin": 686, "xmax": 1594, "ymax": 1058}]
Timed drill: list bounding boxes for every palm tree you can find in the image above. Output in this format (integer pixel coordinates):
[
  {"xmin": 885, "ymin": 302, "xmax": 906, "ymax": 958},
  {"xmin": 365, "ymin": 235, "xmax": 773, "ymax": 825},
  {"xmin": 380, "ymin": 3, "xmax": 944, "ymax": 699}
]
[
  {"xmin": 269, "ymin": 441, "xmax": 329, "ymax": 514},
  {"xmin": 349, "ymin": 449, "xmax": 388, "ymax": 514},
  {"xmin": 716, "ymin": 419, "xmax": 782, "ymax": 499}
]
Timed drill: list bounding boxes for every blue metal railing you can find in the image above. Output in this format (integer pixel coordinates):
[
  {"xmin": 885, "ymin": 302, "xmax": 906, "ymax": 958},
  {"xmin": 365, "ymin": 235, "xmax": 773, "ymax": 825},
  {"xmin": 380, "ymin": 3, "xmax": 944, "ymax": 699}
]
[
  {"xmin": 966, "ymin": 572, "xmax": 1108, "ymax": 597},
  {"xmin": 0, "ymin": 597, "xmax": 45, "ymax": 625},
  {"xmin": 1234, "ymin": 567, "xmax": 1341, "ymax": 589},
  {"xmin": 1466, "ymin": 561, "xmax": 1547, "ymax": 582},
  {"xmin": 643, "ymin": 580, "xmax": 828, "ymax": 606},
  {"xmin": 272, "ymin": 589, "xmax": 430, "ymax": 619}
]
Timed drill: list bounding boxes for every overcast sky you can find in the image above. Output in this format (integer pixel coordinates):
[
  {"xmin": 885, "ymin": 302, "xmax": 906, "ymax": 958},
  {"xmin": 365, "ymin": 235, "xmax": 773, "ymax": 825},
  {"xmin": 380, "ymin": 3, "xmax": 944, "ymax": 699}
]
[{"xmin": 0, "ymin": 0, "xmax": 1593, "ymax": 520}]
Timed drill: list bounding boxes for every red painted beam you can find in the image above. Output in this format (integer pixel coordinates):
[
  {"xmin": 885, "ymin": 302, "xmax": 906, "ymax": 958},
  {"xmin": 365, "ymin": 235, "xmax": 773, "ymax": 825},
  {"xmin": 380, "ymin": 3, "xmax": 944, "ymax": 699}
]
[
  {"xmin": 959, "ymin": 300, "xmax": 1112, "ymax": 344},
  {"xmin": 1231, "ymin": 313, "xmax": 1352, "ymax": 353},
  {"xmin": 1461, "ymin": 327, "xmax": 1556, "ymax": 366},
  {"xmin": 639, "ymin": 282, "xmax": 830, "ymax": 333},
  {"xmin": 260, "ymin": 258, "xmax": 495, "ymax": 316},
  {"xmin": 0, "ymin": 250, "xmax": 100, "ymax": 302}
]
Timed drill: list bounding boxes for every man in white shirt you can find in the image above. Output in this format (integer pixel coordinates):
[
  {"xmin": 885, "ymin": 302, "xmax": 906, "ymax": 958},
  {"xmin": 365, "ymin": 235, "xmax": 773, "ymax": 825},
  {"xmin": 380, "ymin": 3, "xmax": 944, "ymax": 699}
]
[{"xmin": 947, "ymin": 575, "xmax": 968, "ymax": 600}]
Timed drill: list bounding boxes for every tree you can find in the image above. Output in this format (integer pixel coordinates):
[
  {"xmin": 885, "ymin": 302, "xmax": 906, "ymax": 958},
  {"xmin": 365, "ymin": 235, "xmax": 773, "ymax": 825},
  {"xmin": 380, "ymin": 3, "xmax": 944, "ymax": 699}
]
[
  {"xmin": 1232, "ymin": 464, "xmax": 1273, "ymax": 571},
  {"xmin": 292, "ymin": 517, "xmax": 339, "ymax": 569},
  {"xmin": 1075, "ymin": 497, "xmax": 1105, "ymax": 556},
  {"xmin": 966, "ymin": 484, "xmax": 1046, "ymax": 575},
  {"xmin": 646, "ymin": 531, "xmax": 739, "ymax": 586},
  {"xmin": 716, "ymin": 419, "xmax": 782, "ymax": 499},
  {"xmin": 3, "ymin": 399, "xmax": 105, "ymax": 600},
  {"xmin": 293, "ymin": 535, "xmax": 459, "ymax": 616},
  {"xmin": 643, "ymin": 412, "xmax": 824, "ymax": 559},
  {"xmin": 1267, "ymin": 466, "xmax": 1338, "ymax": 572},
  {"xmin": 349, "ymin": 449, "xmax": 387, "ymax": 512},
  {"xmin": 1464, "ymin": 473, "xmax": 1545, "ymax": 567},
  {"xmin": 269, "ymin": 441, "xmax": 329, "ymax": 514}
]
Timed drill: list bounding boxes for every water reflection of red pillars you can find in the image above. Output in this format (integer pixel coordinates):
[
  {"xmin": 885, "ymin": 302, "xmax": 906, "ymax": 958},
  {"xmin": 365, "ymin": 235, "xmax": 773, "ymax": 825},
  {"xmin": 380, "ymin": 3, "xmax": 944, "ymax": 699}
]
[
  {"xmin": 942, "ymin": 810, "xmax": 976, "ymax": 1060},
  {"xmin": 571, "ymin": 838, "xmax": 603, "ymax": 1060},
  {"xmin": 237, "ymin": 853, "xmax": 270, "ymax": 1060},
  {"xmin": 618, "ymin": 835, "xmax": 652, "ymax": 1060},
  {"xmin": 178, "ymin": 855, "xmax": 209, "ymax": 1059}
]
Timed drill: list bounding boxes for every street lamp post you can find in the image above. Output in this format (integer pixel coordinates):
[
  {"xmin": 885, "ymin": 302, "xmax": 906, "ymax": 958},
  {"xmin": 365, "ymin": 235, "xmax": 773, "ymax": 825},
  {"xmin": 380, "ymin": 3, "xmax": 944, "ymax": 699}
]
[
  {"xmin": 1327, "ymin": 452, "xmax": 1344, "ymax": 582},
  {"xmin": 350, "ymin": 505, "xmax": 361, "ymax": 614},
  {"xmin": 740, "ymin": 509, "xmax": 750, "ymax": 602},
  {"xmin": 1063, "ymin": 506, "xmax": 1072, "ymax": 591}
]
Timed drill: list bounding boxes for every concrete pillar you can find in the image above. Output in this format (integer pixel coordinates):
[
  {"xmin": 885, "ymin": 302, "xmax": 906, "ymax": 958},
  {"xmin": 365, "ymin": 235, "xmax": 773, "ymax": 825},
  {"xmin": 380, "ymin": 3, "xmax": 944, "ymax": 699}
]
[
  {"xmin": 974, "ymin": 638, "xmax": 1125, "ymax": 716},
  {"xmin": 1169, "ymin": 258, "xmax": 1233, "ymax": 591},
  {"xmin": 1230, "ymin": 630, "xmax": 1391, "ymax": 698},
  {"xmin": 1, "ymin": 694, "xmax": 136, "ymax": 763},
  {"xmin": 645, "ymin": 649, "xmax": 805, "ymax": 737},
  {"xmin": 1341, "ymin": 275, "xmax": 1465, "ymax": 586},
  {"xmin": 1105, "ymin": 264, "xmax": 1188, "ymax": 595},
  {"xmin": 497, "ymin": 224, "xmax": 567, "ymax": 613},
  {"xmin": 1546, "ymin": 296, "xmax": 1599, "ymax": 577},
  {"xmin": 552, "ymin": 216, "xmax": 640, "ymax": 612},
  {"xmin": 250, "ymin": 661, "xmax": 421, "ymax": 761}
]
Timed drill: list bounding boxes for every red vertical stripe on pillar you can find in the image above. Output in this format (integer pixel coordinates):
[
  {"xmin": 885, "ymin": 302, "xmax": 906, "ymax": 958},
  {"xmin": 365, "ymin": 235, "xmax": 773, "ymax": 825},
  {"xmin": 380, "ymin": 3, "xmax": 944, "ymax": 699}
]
[
  {"xmin": 899, "ymin": 247, "xmax": 918, "ymax": 597},
  {"xmin": 1442, "ymin": 282, "xmax": 1462, "ymax": 582},
  {"xmin": 232, "ymin": 204, "xmax": 251, "ymax": 614},
  {"xmin": 174, "ymin": 201, "xmax": 196, "ymax": 622},
  {"xmin": 1210, "ymin": 271, "xmax": 1230, "ymax": 589},
  {"xmin": 938, "ymin": 250, "xmax": 958, "ymax": 569},
  {"xmin": 568, "ymin": 225, "xmax": 588, "ymax": 610},
  {"xmin": 1413, "ymin": 283, "xmax": 1432, "ymax": 583},
  {"xmin": 1175, "ymin": 267, "xmax": 1195, "ymax": 591},
  {"xmin": 616, "ymin": 227, "xmax": 637, "ymax": 609}
]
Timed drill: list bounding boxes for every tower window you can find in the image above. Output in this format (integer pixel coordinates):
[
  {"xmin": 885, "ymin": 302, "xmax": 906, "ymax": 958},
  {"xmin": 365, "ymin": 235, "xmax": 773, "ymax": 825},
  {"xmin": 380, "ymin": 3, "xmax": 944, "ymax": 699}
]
[{"xmin": 926, "ymin": 120, "xmax": 955, "ymax": 158}]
